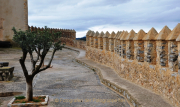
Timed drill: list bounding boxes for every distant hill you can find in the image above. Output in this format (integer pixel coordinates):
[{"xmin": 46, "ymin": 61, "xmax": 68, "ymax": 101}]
[{"xmin": 76, "ymin": 36, "xmax": 86, "ymax": 41}]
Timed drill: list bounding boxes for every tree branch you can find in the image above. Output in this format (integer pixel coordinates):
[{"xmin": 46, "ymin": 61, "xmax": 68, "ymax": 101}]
[
  {"xmin": 19, "ymin": 51, "xmax": 29, "ymax": 78},
  {"xmin": 32, "ymin": 49, "xmax": 46, "ymax": 77},
  {"xmin": 39, "ymin": 49, "xmax": 56, "ymax": 72},
  {"xmin": 32, "ymin": 49, "xmax": 56, "ymax": 77},
  {"xmin": 29, "ymin": 51, "xmax": 35, "ymax": 72},
  {"xmin": 34, "ymin": 48, "xmax": 40, "ymax": 63}
]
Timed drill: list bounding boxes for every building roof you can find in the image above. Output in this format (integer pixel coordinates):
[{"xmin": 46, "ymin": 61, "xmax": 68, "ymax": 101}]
[{"xmin": 143, "ymin": 27, "xmax": 158, "ymax": 40}]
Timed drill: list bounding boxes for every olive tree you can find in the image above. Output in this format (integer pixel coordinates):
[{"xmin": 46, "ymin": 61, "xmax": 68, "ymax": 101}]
[{"xmin": 12, "ymin": 26, "xmax": 64, "ymax": 101}]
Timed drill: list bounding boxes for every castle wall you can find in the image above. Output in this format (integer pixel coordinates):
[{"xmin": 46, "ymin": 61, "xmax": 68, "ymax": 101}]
[
  {"xmin": 86, "ymin": 46, "xmax": 180, "ymax": 107},
  {"xmin": 0, "ymin": 0, "xmax": 28, "ymax": 41},
  {"xmin": 84, "ymin": 24, "xmax": 180, "ymax": 107},
  {"xmin": 29, "ymin": 26, "xmax": 76, "ymax": 47}
]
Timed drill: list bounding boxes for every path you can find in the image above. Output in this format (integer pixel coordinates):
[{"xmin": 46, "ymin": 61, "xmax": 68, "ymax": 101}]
[{"xmin": 68, "ymin": 46, "xmax": 174, "ymax": 107}]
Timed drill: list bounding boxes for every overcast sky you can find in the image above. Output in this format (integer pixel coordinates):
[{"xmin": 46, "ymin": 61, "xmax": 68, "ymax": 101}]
[{"xmin": 28, "ymin": 0, "xmax": 180, "ymax": 38}]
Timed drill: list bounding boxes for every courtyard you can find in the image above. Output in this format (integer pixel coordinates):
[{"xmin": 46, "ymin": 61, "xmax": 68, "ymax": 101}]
[{"xmin": 0, "ymin": 47, "xmax": 129, "ymax": 107}]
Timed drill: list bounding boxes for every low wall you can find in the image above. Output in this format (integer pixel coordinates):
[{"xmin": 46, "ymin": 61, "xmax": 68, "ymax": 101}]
[
  {"xmin": 70, "ymin": 40, "xmax": 86, "ymax": 50},
  {"xmin": 86, "ymin": 46, "xmax": 180, "ymax": 107}
]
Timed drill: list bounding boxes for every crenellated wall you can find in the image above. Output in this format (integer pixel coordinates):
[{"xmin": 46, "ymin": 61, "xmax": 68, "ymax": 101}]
[
  {"xmin": 85, "ymin": 23, "xmax": 180, "ymax": 107},
  {"xmin": 28, "ymin": 26, "xmax": 76, "ymax": 46},
  {"xmin": 23, "ymin": 26, "xmax": 86, "ymax": 50}
]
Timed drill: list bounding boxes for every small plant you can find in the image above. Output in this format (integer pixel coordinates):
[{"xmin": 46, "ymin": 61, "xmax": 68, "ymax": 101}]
[
  {"xmin": 15, "ymin": 96, "xmax": 25, "ymax": 99},
  {"xmin": 92, "ymin": 69, "xmax": 95, "ymax": 71},
  {"xmin": 33, "ymin": 99, "xmax": 40, "ymax": 102}
]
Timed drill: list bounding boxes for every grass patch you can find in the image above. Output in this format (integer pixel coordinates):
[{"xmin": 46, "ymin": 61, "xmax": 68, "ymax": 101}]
[
  {"xmin": 33, "ymin": 99, "xmax": 41, "ymax": 102},
  {"xmin": 13, "ymin": 96, "xmax": 46, "ymax": 104},
  {"xmin": 15, "ymin": 96, "xmax": 25, "ymax": 99}
]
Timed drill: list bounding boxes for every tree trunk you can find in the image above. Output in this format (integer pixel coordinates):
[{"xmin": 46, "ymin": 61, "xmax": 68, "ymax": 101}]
[{"xmin": 26, "ymin": 79, "xmax": 33, "ymax": 101}]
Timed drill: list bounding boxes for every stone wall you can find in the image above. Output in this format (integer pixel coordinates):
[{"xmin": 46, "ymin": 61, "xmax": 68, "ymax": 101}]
[
  {"xmin": 72, "ymin": 40, "xmax": 86, "ymax": 50},
  {"xmin": 28, "ymin": 26, "xmax": 76, "ymax": 47},
  {"xmin": 29, "ymin": 26, "xmax": 85, "ymax": 50},
  {"xmin": 0, "ymin": 0, "xmax": 28, "ymax": 41},
  {"xmin": 85, "ymin": 24, "xmax": 180, "ymax": 107}
]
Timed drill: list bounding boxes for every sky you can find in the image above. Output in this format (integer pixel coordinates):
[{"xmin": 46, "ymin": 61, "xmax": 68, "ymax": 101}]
[{"xmin": 28, "ymin": 0, "xmax": 180, "ymax": 38}]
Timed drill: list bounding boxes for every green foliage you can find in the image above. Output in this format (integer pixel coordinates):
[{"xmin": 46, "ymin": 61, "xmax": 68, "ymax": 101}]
[
  {"xmin": 33, "ymin": 99, "xmax": 40, "ymax": 102},
  {"xmin": 12, "ymin": 26, "xmax": 64, "ymax": 53},
  {"xmin": 14, "ymin": 101, "xmax": 20, "ymax": 103},
  {"xmin": 38, "ymin": 96, "xmax": 45, "ymax": 99},
  {"xmin": 15, "ymin": 96, "xmax": 25, "ymax": 99}
]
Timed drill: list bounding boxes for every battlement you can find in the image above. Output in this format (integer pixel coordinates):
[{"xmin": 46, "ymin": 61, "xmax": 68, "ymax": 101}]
[
  {"xmin": 28, "ymin": 26, "xmax": 76, "ymax": 46},
  {"xmin": 85, "ymin": 23, "xmax": 180, "ymax": 107}
]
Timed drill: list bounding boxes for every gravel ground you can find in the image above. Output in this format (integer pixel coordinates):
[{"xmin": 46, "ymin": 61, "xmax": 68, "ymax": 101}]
[{"xmin": 0, "ymin": 48, "xmax": 130, "ymax": 107}]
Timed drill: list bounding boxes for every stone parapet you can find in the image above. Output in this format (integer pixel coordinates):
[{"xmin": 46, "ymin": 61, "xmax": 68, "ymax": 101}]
[
  {"xmin": 84, "ymin": 23, "xmax": 180, "ymax": 107},
  {"xmin": 86, "ymin": 46, "xmax": 179, "ymax": 107},
  {"xmin": 28, "ymin": 26, "xmax": 76, "ymax": 46}
]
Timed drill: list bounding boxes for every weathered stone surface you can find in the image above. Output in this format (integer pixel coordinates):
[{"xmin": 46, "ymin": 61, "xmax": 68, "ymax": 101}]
[
  {"xmin": 133, "ymin": 29, "xmax": 146, "ymax": 41},
  {"xmin": 155, "ymin": 26, "xmax": 171, "ymax": 40},
  {"xmin": 166, "ymin": 23, "xmax": 180, "ymax": 40},
  {"xmin": 86, "ymin": 46, "xmax": 180, "ymax": 107},
  {"xmin": 143, "ymin": 27, "xmax": 158, "ymax": 40},
  {"xmin": 0, "ymin": 0, "xmax": 28, "ymax": 41},
  {"xmin": 124, "ymin": 29, "xmax": 136, "ymax": 40},
  {"xmin": 98, "ymin": 31, "xmax": 104, "ymax": 49},
  {"xmin": 84, "ymin": 25, "xmax": 180, "ymax": 107}
]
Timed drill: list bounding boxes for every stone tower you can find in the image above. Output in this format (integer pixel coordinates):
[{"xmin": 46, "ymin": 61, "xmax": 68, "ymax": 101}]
[{"xmin": 0, "ymin": 0, "xmax": 28, "ymax": 41}]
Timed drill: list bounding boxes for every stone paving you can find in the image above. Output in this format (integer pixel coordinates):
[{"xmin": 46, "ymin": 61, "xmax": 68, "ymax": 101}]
[{"xmin": 0, "ymin": 48, "xmax": 130, "ymax": 107}]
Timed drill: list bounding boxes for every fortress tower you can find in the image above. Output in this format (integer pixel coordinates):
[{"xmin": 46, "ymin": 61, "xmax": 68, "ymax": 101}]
[{"xmin": 0, "ymin": 0, "xmax": 28, "ymax": 41}]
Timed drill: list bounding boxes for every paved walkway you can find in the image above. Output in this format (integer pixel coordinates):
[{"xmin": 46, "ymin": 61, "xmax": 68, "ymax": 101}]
[
  {"xmin": 66, "ymin": 46, "xmax": 174, "ymax": 107},
  {"xmin": 0, "ymin": 48, "xmax": 130, "ymax": 107}
]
